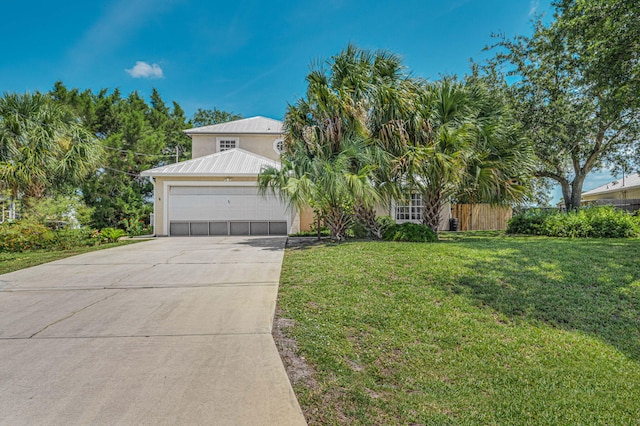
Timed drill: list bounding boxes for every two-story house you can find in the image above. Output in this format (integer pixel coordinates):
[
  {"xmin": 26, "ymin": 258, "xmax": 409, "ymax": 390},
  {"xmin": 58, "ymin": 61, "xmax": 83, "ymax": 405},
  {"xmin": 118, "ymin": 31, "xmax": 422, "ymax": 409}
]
[
  {"xmin": 143, "ymin": 115, "xmax": 452, "ymax": 237},
  {"xmin": 142, "ymin": 116, "xmax": 301, "ymax": 236}
]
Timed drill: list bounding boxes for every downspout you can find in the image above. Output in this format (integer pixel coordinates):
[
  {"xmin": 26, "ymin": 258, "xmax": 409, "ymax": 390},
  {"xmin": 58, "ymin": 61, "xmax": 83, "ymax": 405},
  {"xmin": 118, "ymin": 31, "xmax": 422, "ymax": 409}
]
[{"xmin": 149, "ymin": 176, "xmax": 157, "ymax": 237}]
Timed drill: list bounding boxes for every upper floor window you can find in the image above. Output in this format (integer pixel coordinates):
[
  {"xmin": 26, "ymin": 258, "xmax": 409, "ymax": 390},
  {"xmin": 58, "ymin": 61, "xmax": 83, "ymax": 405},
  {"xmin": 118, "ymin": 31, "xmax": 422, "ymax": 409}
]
[
  {"xmin": 217, "ymin": 137, "xmax": 238, "ymax": 152},
  {"xmin": 273, "ymin": 138, "xmax": 285, "ymax": 154}
]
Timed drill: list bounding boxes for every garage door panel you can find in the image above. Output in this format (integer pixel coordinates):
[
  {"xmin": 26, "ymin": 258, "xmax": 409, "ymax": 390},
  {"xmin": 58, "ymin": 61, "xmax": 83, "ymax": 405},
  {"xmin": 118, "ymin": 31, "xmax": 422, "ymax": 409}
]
[
  {"xmin": 209, "ymin": 222, "xmax": 228, "ymax": 236},
  {"xmin": 170, "ymin": 222, "xmax": 190, "ymax": 236},
  {"xmin": 168, "ymin": 186, "xmax": 289, "ymax": 236},
  {"xmin": 170, "ymin": 195, "xmax": 287, "ymax": 222},
  {"xmin": 269, "ymin": 222, "xmax": 288, "ymax": 235},
  {"xmin": 250, "ymin": 222, "xmax": 269, "ymax": 235},
  {"xmin": 190, "ymin": 222, "xmax": 209, "ymax": 236},
  {"xmin": 230, "ymin": 222, "xmax": 250, "ymax": 235}
]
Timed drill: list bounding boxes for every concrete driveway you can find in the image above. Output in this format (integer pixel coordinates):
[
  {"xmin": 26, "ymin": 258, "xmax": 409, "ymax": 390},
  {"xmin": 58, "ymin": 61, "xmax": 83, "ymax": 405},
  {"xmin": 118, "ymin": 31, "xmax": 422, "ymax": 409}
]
[{"xmin": 0, "ymin": 237, "xmax": 306, "ymax": 425}]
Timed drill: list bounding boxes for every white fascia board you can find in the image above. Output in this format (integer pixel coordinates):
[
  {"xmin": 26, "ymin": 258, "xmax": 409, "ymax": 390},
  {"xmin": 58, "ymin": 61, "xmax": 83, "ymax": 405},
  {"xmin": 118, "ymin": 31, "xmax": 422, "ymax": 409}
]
[{"xmin": 148, "ymin": 173, "xmax": 262, "ymax": 178}]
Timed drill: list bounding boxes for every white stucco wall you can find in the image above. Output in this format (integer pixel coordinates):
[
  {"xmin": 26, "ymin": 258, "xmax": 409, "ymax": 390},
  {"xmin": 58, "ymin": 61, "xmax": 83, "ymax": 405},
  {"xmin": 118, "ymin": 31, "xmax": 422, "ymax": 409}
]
[{"xmin": 191, "ymin": 134, "xmax": 283, "ymax": 160}]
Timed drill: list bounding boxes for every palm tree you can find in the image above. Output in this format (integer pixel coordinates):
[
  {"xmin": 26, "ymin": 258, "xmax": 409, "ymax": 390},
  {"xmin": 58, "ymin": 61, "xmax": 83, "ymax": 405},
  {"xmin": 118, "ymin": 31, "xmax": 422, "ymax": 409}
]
[
  {"xmin": 371, "ymin": 77, "xmax": 533, "ymax": 233},
  {"xmin": 454, "ymin": 81, "xmax": 535, "ymax": 207},
  {"xmin": 370, "ymin": 79, "xmax": 475, "ymax": 232},
  {"xmin": 262, "ymin": 45, "xmax": 404, "ymax": 240},
  {"xmin": 0, "ymin": 92, "xmax": 101, "ymax": 205},
  {"xmin": 259, "ymin": 137, "xmax": 379, "ymax": 241}
]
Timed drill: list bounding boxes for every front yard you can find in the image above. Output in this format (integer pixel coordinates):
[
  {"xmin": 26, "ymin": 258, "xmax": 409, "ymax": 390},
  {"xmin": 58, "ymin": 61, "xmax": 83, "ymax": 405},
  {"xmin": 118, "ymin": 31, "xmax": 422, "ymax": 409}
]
[{"xmin": 276, "ymin": 233, "xmax": 640, "ymax": 425}]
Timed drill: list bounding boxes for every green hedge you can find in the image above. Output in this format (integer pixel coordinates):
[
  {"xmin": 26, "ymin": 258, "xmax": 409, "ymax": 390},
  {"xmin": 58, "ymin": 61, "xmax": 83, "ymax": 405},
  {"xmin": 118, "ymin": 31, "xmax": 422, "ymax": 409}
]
[
  {"xmin": 507, "ymin": 207, "xmax": 640, "ymax": 238},
  {"xmin": 382, "ymin": 222, "xmax": 438, "ymax": 242},
  {"xmin": 0, "ymin": 221, "xmax": 56, "ymax": 252},
  {"xmin": 0, "ymin": 221, "xmax": 103, "ymax": 252}
]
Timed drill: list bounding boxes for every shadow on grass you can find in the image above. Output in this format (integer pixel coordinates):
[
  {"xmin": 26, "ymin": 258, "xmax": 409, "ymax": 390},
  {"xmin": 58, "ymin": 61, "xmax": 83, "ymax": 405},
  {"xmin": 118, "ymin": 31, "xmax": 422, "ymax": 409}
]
[{"xmin": 445, "ymin": 237, "xmax": 640, "ymax": 360}]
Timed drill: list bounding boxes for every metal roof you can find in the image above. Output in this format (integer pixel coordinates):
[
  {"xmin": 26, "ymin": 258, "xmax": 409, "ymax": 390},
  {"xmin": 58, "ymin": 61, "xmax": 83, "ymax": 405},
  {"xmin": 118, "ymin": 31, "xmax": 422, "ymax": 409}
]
[
  {"xmin": 184, "ymin": 116, "xmax": 283, "ymax": 135},
  {"xmin": 141, "ymin": 148, "xmax": 280, "ymax": 177},
  {"xmin": 582, "ymin": 172, "xmax": 640, "ymax": 196}
]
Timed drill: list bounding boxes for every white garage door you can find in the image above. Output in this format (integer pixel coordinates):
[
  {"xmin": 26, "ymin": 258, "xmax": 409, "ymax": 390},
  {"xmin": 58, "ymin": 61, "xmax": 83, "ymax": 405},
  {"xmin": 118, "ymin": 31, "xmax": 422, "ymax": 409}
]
[{"xmin": 168, "ymin": 186, "xmax": 289, "ymax": 236}]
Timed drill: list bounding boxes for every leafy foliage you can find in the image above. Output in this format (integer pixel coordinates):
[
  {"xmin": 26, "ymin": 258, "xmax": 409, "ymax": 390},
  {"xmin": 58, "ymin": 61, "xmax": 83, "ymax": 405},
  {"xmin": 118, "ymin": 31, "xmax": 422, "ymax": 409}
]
[
  {"xmin": 50, "ymin": 83, "xmax": 191, "ymax": 229},
  {"xmin": 484, "ymin": 0, "xmax": 640, "ymax": 210},
  {"xmin": 507, "ymin": 206, "xmax": 640, "ymax": 238},
  {"xmin": 99, "ymin": 227, "xmax": 127, "ymax": 243},
  {"xmin": 22, "ymin": 195, "xmax": 94, "ymax": 228},
  {"xmin": 0, "ymin": 221, "xmax": 55, "ymax": 252},
  {"xmin": 375, "ymin": 215, "xmax": 395, "ymax": 236},
  {"xmin": 505, "ymin": 209, "xmax": 552, "ymax": 235},
  {"xmin": 261, "ymin": 45, "xmax": 534, "ymax": 239},
  {"xmin": 191, "ymin": 108, "xmax": 242, "ymax": 127},
  {"xmin": 0, "ymin": 92, "xmax": 101, "ymax": 201},
  {"xmin": 120, "ymin": 217, "xmax": 150, "ymax": 236},
  {"xmin": 382, "ymin": 222, "xmax": 438, "ymax": 242},
  {"xmin": 260, "ymin": 46, "xmax": 398, "ymax": 240}
]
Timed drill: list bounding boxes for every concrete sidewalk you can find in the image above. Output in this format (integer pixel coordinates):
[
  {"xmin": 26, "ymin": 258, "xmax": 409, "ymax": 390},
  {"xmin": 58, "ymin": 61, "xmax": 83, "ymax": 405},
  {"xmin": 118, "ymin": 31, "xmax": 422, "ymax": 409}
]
[{"xmin": 0, "ymin": 237, "xmax": 306, "ymax": 425}]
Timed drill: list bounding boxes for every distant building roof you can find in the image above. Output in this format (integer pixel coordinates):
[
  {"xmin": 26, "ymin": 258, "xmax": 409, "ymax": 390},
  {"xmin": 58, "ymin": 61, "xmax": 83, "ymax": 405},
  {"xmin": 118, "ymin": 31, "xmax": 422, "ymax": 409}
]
[
  {"xmin": 141, "ymin": 148, "xmax": 280, "ymax": 177},
  {"xmin": 582, "ymin": 172, "xmax": 640, "ymax": 196},
  {"xmin": 184, "ymin": 116, "xmax": 283, "ymax": 135}
]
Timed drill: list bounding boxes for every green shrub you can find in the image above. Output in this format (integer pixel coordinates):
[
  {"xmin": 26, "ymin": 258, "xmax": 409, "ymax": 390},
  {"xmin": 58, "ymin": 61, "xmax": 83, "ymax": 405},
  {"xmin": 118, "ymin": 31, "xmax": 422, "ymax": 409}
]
[
  {"xmin": 507, "ymin": 206, "xmax": 640, "ymax": 238},
  {"xmin": 121, "ymin": 217, "xmax": 151, "ymax": 236},
  {"xmin": 350, "ymin": 220, "xmax": 369, "ymax": 239},
  {"xmin": 382, "ymin": 222, "xmax": 438, "ymax": 242},
  {"xmin": 506, "ymin": 209, "xmax": 552, "ymax": 235},
  {"xmin": 52, "ymin": 228, "xmax": 98, "ymax": 250},
  {"xmin": 0, "ymin": 221, "xmax": 56, "ymax": 252},
  {"xmin": 100, "ymin": 227, "xmax": 127, "ymax": 243},
  {"xmin": 585, "ymin": 206, "xmax": 640, "ymax": 238},
  {"xmin": 22, "ymin": 195, "xmax": 94, "ymax": 227},
  {"xmin": 376, "ymin": 215, "xmax": 396, "ymax": 236},
  {"xmin": 542, "ymin": 210, "xmax": 591, "ymax": 238}
]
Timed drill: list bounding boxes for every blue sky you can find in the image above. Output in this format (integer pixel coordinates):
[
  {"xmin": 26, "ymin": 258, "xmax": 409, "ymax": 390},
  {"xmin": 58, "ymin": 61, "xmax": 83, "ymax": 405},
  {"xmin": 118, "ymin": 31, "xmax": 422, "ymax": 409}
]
[{"xmin": 0, "ymin": 0, "xmax": 620, "ymax": 200}]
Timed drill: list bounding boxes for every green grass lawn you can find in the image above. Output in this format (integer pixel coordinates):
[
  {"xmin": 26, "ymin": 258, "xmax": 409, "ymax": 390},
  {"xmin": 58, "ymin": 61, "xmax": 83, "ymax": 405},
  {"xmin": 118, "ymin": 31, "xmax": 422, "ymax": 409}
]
[
  {"xmin": 0, "ymin": 240, "xmax": 143, "ymax": 275},
  {"xmin": 277, "ymin": 233, "xmax": 640, "ymax": 425}
]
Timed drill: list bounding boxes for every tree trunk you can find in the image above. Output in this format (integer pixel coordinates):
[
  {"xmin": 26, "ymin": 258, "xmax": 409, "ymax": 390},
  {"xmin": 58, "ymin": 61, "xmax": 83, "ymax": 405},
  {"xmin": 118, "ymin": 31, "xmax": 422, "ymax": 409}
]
[
  {"xmin": 421, "ymin": 188, "xmax": 442, "ymax": 233},
  {"xmin": 560, "ymin": 179, "xmax": 572, "ymax": 211},
  {"xmin": 569, "ymin": 175, "xmax": 586, "ymax": 210},
  {"xmin": 354, "ymin": 203, "xmax": 381, "ymax": 239},
  {"xmin": 324, "ymin": 206, "xmax": 352, "ymax": 241},
  {"xmin": 562, "ymin": 175, "xmax": 586, "ymax": 211},
  {"xmin": 316, "ymin": 214, "xmax": 322, "ymax": 241}
]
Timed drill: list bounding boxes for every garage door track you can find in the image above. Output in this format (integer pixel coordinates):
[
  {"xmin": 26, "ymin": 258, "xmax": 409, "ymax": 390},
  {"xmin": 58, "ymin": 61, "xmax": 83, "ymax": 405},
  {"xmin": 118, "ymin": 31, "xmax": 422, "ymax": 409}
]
[{"xmin": 0, "ymin": 237, "xmax": 306, "ymax": 425}]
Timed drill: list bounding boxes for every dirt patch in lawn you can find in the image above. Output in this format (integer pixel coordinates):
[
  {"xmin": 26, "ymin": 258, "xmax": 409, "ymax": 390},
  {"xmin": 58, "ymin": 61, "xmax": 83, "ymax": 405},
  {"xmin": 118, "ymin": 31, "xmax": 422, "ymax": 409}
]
[{"xmin": 272, "ymin": 310, "xmax": 318, "ymax": 389}]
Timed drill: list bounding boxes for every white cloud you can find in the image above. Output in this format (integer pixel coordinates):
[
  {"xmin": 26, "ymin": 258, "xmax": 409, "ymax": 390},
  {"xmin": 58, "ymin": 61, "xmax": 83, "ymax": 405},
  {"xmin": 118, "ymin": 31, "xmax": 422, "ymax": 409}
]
[
  {"xmin": 126, "ymin": 61, "xmax": 164, "ymax": 79},
  {"xmin": 529, "ymin": 0, "xmax": 540, "ymax": 17}
]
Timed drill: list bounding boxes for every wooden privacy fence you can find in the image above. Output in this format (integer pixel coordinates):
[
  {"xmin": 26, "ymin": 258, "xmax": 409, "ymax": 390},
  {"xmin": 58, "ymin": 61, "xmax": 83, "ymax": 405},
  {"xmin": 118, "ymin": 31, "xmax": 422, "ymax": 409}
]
[{"xmin": 451, "ymin": 204, "xmax": 512, "ymax": 231}]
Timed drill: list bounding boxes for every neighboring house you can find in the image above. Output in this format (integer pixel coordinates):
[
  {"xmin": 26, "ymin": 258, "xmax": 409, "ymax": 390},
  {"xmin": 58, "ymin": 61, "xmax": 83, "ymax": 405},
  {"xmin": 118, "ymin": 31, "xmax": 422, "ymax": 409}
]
[
  {"xmin": 581, "ymin": 172, "xmax": 640, "ymax": 212},
  {"xmin": 142, "ymin": 116, "xmax": 450, "ymax": 236}
]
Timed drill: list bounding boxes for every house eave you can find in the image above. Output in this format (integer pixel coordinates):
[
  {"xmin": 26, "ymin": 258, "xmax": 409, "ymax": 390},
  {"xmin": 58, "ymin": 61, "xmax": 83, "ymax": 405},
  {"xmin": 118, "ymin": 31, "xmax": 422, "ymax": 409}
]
[
  {"xmin": 582, "ymin": 186, "xmax": 638, "ymax": 198},
  {"xmin": 140, "ymin": 172, "xmax": 261, "ymax": 178},
  {"xmin": 183, "ymin": 129, "xmax": 282, "ymax": 135}
]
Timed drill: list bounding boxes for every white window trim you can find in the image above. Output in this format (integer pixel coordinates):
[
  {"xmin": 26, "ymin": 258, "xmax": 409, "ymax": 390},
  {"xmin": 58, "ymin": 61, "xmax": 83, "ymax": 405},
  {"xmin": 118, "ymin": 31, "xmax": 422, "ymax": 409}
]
[
  {"xmin": 394, "ymin": 193, "xmax": 424, "ymax": 223},
  {"xmin": 273, "ymin": 138, "xmax": 285, "ymax": 154},
  {"xmin": 216, "ymin": 137, "xmax": 239, "ymax": 152}
]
